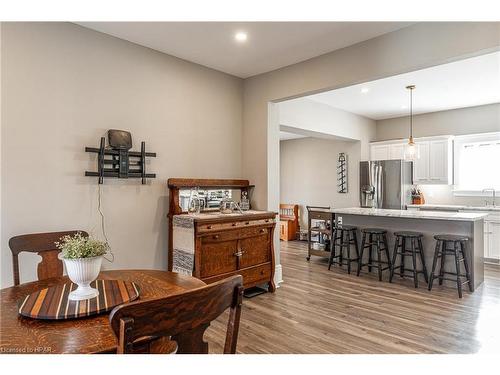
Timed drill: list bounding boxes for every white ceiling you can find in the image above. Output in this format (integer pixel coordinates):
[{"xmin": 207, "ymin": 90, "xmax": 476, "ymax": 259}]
[
  {"xmin": 279, "ymin": 131, "xmax": 306, "ymax": 141},
  {"xmin": 76, "ymin": 22, "xmax": 412, "ymax": 78},
  {"xmin": 307, "ymin": 51, "xmax": 500, "ymax": 120}
]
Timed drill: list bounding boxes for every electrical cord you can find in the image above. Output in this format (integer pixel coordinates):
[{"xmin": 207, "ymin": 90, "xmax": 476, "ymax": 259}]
[{"xmin": 98, "ymin": 175, "xmax": 114, "ymax": 262}]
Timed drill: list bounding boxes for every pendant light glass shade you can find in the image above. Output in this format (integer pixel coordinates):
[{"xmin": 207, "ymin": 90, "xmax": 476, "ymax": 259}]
[
  {"xmin": 404, "ymin": 85, "xmax": 419, "ymax": 161},
  {"xmin": 404, "ymin": 137, "xmax": 420, "ymax": 161}
]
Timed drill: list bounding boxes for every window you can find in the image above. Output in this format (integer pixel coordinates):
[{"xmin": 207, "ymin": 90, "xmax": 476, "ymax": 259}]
[{"xmin": 454, "ymin": 132, "xmax": 500, "ymax": 194}]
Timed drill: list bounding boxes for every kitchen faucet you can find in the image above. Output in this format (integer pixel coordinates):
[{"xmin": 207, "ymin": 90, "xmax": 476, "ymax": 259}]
[{"xmin": 482, "ymin": 188, "xmax": 496, "ymax": 207}]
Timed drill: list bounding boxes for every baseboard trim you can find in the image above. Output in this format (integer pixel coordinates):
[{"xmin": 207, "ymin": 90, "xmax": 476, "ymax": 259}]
[{"xmin": 274, "ymin": 264, "xmax": 283, "ymax": 287}]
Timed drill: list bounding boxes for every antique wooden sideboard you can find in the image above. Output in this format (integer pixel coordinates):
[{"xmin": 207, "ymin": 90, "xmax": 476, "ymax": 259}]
[{"xmin": 167, "ymin": 178, "xmax": 277, "ymax": 292}]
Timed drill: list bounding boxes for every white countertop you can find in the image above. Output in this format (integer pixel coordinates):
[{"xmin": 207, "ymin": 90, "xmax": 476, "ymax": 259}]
[
  {"xmin": 407, "ymin": 204, "xmax": 500, "ymax": 212},
  {"xmin": 331, "ymin": 207, "xmax": 488, "ymax": 222}
]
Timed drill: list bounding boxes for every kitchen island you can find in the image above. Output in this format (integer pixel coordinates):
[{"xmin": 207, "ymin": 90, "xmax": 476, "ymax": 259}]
[{"xmin": 331, "ymin": 207, "xmax": 488, "ymax": 289}]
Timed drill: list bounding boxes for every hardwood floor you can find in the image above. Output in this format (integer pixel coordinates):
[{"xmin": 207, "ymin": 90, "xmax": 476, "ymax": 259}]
[{"xmin": 205, "ymin": 240, "xmax": 500, "ymax": 354}]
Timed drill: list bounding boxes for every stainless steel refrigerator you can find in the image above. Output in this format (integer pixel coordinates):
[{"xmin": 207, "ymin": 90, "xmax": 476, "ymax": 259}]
[{"xmin": 359, "ymin": 160, "xmax": 413, "ymax": 209}]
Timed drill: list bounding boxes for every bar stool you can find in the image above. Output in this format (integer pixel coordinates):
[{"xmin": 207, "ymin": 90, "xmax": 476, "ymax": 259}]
[
  {"xmin": 328, "ymin": 225, "xmax": 359, "ymax": 274},
  {"xmin": 428, "ymin": 234, "xmax": 472, "ymax": 298},
  {"xmin": 357, "ymin": 228, "xmax": 392, "ymax": 281},
  {"xmin": 389, "ymin": 231, "xmax": 429, "ymax": 288}
]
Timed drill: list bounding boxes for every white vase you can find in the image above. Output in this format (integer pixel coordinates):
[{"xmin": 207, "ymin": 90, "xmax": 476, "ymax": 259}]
[{"xmin": 61, "ymin": 255, "xmax": 103, "ymax": 301}]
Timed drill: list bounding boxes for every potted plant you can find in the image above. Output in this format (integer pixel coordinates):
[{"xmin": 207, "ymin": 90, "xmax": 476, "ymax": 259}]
[{"xmin": 56, "ymin": 232, "xmax": 108, "ymax": 301}]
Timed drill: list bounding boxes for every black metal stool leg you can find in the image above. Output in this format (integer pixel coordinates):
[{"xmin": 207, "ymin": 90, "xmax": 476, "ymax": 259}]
[
  {"xmin": 339, "ymin": 230, "xmax": 349, "ymax": 267},
  {"xmin": 353, "ymin": 231, "xmax": 360, "ymax": 268},
  {"xmin": 428, "ymin": 239, "xmax": 440, "ymax": 291},
  {"xmin": 346, "ymin": 231, "xmax": 352, "ymax": 274},
  {"xmin": 454, "ymin": 241, "xmax": 463, "ymax": 298},
  {"xmin": 460, "ymin": 241, "xmax": 473, "ymax": 292},
  {"xmin": 417, "ymin": 237, "xmax": 429, "ymax": 284},
  {"xmin": 383, "ymin": 234, "xmax": 391, "ymax": 273},
  {"xmin": 438, "ymin": 240, "xmax": 446, "ymax": 285},
  {"xmin": 338, "ymin": 229, "xmax": 344, "ymax": 268},
  {"xmin": 357, "ymin": 232, "xmax": 366, "ymax": 276},
  {"xmin": 327, "ymin": 228, "xmax": 336, "ymax": 270},
  {"xmin": 411, "ymin": 238, "xmax": 418, "ymax": 288},
  {"xmin": 389, "ymin": 236, "xmax": 399, "ymax": 283},
  {"xmin": 376, "ymin": 234, "xmax": 383, "ymax": 281},
  {"xmin": 400, "ymin": 237, "xmax": 406, "ymax": 278},
  {"xmin": 368, "ymin": 234, "xmax": 373, "ymax": 273}
]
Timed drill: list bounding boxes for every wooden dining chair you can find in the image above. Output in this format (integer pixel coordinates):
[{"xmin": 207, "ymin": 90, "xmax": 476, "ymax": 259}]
[
  {"xmin": 109, "ymin": 275, "xmax": 244, "ymax": 354},
  {"xmin": 8, "ymin": 230, "xmax": 88, "ymax": 286}
]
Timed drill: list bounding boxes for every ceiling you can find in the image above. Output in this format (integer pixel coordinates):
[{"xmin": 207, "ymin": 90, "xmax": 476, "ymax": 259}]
[
  {"xmin": 76, "ymin": 22, "xmax": 412, "ymax": 78},
  {"xmin": 307, "ymin": 51, "xmax": 500, "ymax": 120},
  {"xmin": 279, "ymin": 131, "xmax": 306, "ymax": 141}
]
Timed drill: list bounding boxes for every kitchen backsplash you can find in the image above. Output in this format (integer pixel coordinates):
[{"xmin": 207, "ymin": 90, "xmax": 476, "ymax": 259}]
[{"xmin": 418, "ymin": 185, "xmax": 500, "ymax": 207}]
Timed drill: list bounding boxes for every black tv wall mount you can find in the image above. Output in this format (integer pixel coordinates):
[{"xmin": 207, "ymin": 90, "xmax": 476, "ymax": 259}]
[{"xmin": 85, "ymin": 130, "xmax": 156, "ymax": 184}]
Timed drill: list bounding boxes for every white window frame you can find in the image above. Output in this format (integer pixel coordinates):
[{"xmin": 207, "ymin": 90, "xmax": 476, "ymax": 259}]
[{"xmin": 453, "ymin": 132, "xmax": 500, "ymax": 197}]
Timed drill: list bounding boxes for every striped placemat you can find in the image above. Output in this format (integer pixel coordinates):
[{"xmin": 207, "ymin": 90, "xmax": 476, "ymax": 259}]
[{"xmin": 17, "ymin": 279, "xmax": 140, "ymax": 320}]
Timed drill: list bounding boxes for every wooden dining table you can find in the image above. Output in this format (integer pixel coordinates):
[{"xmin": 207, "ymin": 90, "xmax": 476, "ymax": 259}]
[{"xmin": 0, "ymin": 270, "xmax": 205, "ymax": 354}]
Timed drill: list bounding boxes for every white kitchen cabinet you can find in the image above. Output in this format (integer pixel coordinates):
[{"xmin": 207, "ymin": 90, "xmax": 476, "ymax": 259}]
[
  {"xmin": 370, "ymin": 144, "xmax": 390, "ymax": 161},
  {"xmin": 485, "ymin": 219, "xmax": 500, "ymax": 260},
  {"xmin": 369, "ymin": 136, "xmax": 453, "ymax": 185},
  {"xmin": 415, "ymin": 137, "xmax": 453, "ymax": 184},
  {"xmin": 429, "ymin": 139, "xmax": 449, "ymax": 182},
  {"xmin": 369, "ymin": 142, "xmax": 405, "ymax": 161},
  {"xmin": 413, "ymin": 141, "xmax": 429, "ymax": 183},
  {"xmin": 390, "ymin": 143, "xmax": 405, "ymax": 160}
]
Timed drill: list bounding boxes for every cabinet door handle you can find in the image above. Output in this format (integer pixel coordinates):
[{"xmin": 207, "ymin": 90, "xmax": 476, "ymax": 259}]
[
  {"xmin": 207, "ymin": 225, "xmax": 212, "ymax": 229},
  {"xmin": 260, "ymin": 229, "xmax": 266, "ymax": 233},
  {"xmin": 213, "ymin": 234, "xmax": 220, "ymax": 240},
  {"xmin": 245, "ymin": 221, "xmax": 250, "ymax": 225},
  {"xmin": 232, "ymin": 223, "xmax": 237, "ymax": 227},
  {"xmin": 233, "ymin": 251, "xmax": 244, "ymax": 257}
]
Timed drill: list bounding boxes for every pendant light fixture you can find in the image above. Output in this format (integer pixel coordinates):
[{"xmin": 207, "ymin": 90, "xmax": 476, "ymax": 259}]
[{"xmin": 404, "ymin": 85, "xmax": 419, "ymax": 161}]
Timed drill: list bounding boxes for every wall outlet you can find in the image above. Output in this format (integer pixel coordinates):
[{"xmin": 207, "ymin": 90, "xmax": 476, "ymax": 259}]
[{"xmin": 337, "ymin": 216, "xmax": 343, "ymax": 225}]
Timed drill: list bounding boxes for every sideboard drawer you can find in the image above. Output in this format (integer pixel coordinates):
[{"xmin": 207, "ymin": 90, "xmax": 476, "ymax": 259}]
[
  {"xmin": 239, "ymin": 226, "xmax": 269, "ymax": 239},
  {"xmin": 197, "ymin": 218, "xmax": 275, "ymax": 233},
  {"xmin": 200, "ymin": 230, "xmax": 240, "ymax": 243},
  {"xmin": 239, "ymin": 263, "xmax": 272, "ymax": 285},
  {"xmin": 202, "ymin": 263, "xmax": 272, "ymax": 288}
]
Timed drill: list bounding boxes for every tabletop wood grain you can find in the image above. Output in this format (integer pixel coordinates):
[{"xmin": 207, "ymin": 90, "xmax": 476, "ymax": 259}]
[{"xmin": 0, "ymin": 270, "xmax": 205, "ymax": 354}]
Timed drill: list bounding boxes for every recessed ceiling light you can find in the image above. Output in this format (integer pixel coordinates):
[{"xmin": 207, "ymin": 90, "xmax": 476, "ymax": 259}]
[
  {"xmin": 234, "ymin": 32, "xmax": 248, "ymax": 42},
  {"xmin": 360, "ymin": 87, "xmax": 370, "ymax": 94}
]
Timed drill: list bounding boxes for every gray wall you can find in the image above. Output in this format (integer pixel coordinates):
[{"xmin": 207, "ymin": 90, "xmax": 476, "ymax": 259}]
[
  {"xmin": 0, "ymin": 22, "xmax": 243, "ymax": 287},
  {"xmin": 376, "ymin": 103, "xmax": 500, "ymax": 141},
  {"xmin": 280, "ymin": 137, "xmax": 360, "ymax": 228}
]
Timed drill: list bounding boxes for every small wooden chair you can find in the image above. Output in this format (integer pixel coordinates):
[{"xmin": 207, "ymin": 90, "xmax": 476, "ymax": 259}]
[
  {"xmin": 109, "ymin": 275, "xmax": 244, "ymax": 354},
  {"xmin": 279, "ymin": 204, "xmax": 299, "ymax": 241},
  {"xmin": 9, "ymin": 230, "xmax": 88, "ymax": 286}
]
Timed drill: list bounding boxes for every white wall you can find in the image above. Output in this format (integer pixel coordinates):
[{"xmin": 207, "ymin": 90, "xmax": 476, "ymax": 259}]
[
  {"xmin": 375, "ymin": 103, "xmax": 500, "ymax": 141},
  {"xmin": 278, "ymin": 98, "xmax": 375, "ymax": 160},
  {"xmin": 280, "ymin": 137, "xmax": 360, "ymax": 228},
  {"xmin": 0, "ymin": 22, "xmax": 243, "ymax": 287}
]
